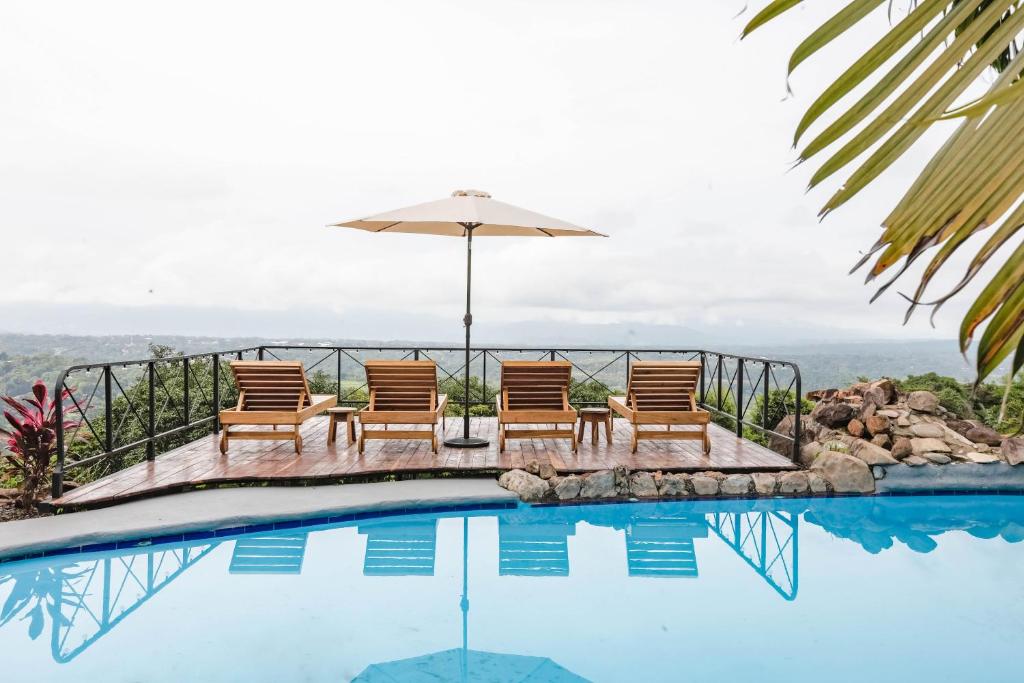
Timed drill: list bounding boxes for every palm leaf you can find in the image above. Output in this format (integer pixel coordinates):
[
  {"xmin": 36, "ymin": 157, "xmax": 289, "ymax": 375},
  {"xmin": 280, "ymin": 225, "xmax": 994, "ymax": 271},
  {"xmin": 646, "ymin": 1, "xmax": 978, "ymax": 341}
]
[{"xmin": 745, "ymin": 0, "xmax": 1024, "ymax": 380}]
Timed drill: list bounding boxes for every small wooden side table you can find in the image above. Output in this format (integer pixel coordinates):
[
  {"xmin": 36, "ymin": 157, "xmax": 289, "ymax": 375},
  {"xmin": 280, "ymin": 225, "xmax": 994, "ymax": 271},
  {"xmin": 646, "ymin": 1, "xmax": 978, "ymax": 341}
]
[
  {"xmin": 577, "ymin": 407, "xmax": 612, "ymax": 446},
  {"xmin": 327, "ymin": 407, "xmax": 357, "ymax": 446}
]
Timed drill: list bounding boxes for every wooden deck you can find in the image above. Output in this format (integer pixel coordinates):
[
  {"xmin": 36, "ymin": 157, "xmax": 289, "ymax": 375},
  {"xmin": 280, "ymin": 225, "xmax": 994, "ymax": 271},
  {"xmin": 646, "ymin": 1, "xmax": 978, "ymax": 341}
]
[{"xmin": 51, "ymin": 417, "xmax": 797, "ymax": 510}]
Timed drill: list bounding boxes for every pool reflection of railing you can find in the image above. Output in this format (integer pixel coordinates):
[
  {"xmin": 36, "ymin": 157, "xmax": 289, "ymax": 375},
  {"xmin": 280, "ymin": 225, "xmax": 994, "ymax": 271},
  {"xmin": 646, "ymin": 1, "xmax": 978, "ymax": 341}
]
[
  {"xmin": 10, "ymin": 496, "xmax": 1022, "ymax": 666},
  {"xmin": 708, "ymin": 511, "xmax": 798, "ymax": 600},
  {"xmin": 50, "ymin": 541, "xmax": 219, "ymax": 663}
]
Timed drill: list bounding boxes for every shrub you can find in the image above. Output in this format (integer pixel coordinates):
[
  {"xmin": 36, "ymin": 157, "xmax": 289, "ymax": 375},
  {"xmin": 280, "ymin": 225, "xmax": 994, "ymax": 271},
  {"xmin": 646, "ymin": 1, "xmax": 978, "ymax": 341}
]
[{"xmin": 1, "ymin": 380, "xmax": 78, "ymax": 509}]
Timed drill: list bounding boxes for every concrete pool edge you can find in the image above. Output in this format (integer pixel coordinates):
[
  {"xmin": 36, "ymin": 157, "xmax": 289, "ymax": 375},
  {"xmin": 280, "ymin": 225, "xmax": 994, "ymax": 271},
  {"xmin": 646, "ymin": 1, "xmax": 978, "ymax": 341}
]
[{"xmin": 0, "ymin": 479, "xmax": 518, "ymax": 563}]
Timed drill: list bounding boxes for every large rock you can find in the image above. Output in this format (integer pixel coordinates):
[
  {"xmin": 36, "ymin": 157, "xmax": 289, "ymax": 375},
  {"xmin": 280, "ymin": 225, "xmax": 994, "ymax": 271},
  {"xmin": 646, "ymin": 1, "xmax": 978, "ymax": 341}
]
[
  {"xmin": 778, "ymin": 471, "xmax": 809, "ymax": 494},
  {"xmin": 808, "ymin": 472, "xmax": 829, "ymax": 493},
  {"xmin": 907, "ymin": 391, "xmax": 939, "ymax": 414},
  {"xmin": 966, "ymin": 425, "xmax": 1002, "ymax": 447},
  {"xmin": 498, "ymin": 469, "xmax": 548, "ymax": 502},
  {"xmin": 813, "ymin": 402, "xmax": 857, "ymax": 428},
  {"xmin": 910, "ymin": 423, "xmax": 945, "ymax": 438},
  {"xmin": 946, "ymin": 419, "xmax": 975, "ymax": 437},
  {"xmin": 911, "ymin": 437, "xmax": 951, "ymax": 455},
  {"xmin": 831, "ymin": 434, "xmax": 898, "ymax": 465},
  {"xmin": 1001, "ymin": 438, "xmax": 1024, "ymax": 466},
  {"xmin": 658, "ymin": 473, "xmax": 689, "ymax": 496},
  {"xmin": 966, "ymin": 451, "xmax": 1001, "ymax": 464},
  {"xmin": 891, "ymin": 436, "xmax": 913, "ymax": 460},
  {"xmin": 862, "ymin": 387, "xmax": 886, "ymax": 410},
  {"xmin": 538, "ymin": 462, "xmax": 557, "ymax": 480},
  {"xmin": 691, "ymin": 475, "xmax": 720, "ymax": 496},
  {"xmin": 769, "ymin": 414, "xmax": 818, "ymax": 456},
  {"xmin": 751, "ymin": 473, "xmax": 776, "ymax": 495},
  {"xmin": 920, "ymin": 452, "xmax": 951, "ymax": 465},
  {"xmin": 865, "ymin": 415, "xmax": 890, "ymax": 436},
  {"xmin": 613, "ymin": 466, "xmax": 631, "ymax": 495},
  {"xmin": 871, "ymin": 433, "xmax": 891, "ymax": 449},
  {"xmin": 903, "ymin": 455, "xmax": 928, "ymax": 467},
  {"xmin": 811, "ymin": 451, "xmax": 875, "ymax": 493},
  {"xmin": 554, "ymin": 475, "xmax": 583, "ymax": 500},
  {"xmin": 851, "ymin": 441, "xmax": 899, "ymax": 466},
  {"xmin": 721, "ymin": 474, "xmax": 752, "ymax": 496},
  {"xmin": 870, "ymin": 379, "xmax": 896, "ymax": 404},
  {"xmin": 581, "ymin": 470, "xmax": 617, "ymax": 498},
  {"xmin": 799, "ymin": 441, "xmax": 823, "ymax": 468},
  {"xmin": 847, "ymin": 418, "xmax": 865, "ymax": 438},
  {"xmin": 629, "ymin": 471, "xmax": 659, "ymax": 498}
]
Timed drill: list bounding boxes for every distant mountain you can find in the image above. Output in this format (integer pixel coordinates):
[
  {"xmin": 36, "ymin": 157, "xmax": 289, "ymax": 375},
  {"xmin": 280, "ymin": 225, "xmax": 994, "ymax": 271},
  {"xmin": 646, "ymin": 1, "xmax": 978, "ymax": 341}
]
[{"xmin": 0, "ymin": 332, "xmax": 991, "ymax": 397}]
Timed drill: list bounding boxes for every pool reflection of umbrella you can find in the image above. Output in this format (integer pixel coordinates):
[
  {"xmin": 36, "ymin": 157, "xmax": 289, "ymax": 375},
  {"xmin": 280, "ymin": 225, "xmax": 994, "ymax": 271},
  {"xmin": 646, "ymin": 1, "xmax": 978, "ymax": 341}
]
[
  {"xmin": 352, "ymin": 518, "xmax": 589, "ymax": 683},
  {"xmin": 332, "ymin": 190, "xmax": 605, "ymax": 448}
]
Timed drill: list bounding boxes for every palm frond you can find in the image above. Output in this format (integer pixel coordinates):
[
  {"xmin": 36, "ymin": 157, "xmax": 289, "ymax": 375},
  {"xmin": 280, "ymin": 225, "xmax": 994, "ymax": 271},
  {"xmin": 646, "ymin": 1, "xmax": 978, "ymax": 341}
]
[{"xmin": 745, "ymin": 0, "xmax": 1024, "ymax": 381}]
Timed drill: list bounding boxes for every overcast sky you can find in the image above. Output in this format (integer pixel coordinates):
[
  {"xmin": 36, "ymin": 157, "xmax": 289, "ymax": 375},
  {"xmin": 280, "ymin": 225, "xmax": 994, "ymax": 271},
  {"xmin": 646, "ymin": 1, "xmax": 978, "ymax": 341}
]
[{"xmin": 0, "ymin": 1, "xmax": 1001, "ymax": 344}]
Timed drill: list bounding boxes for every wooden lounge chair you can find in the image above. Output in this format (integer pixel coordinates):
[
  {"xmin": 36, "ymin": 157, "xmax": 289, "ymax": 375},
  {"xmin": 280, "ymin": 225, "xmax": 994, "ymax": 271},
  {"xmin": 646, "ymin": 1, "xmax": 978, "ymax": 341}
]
[
  {"xmin": 607, "ymin": 361, "xmax": 710, "ymax": 454},
  {"xmin": 496, "ymin": 361, "xmax": 577, "ymax": 452},
  {"xmin": 218, "ymin": 360, "xmax": 337, "ymax": 455},
  {"xmin": 358, "ymin": 360, "xmax": 447, "ymax": 454}
]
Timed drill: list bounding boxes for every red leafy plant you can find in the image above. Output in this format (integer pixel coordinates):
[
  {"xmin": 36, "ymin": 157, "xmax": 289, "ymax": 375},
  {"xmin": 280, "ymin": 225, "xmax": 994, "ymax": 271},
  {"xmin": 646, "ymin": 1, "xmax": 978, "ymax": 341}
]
[{"xmin": 1, "ymin": 381, "xmax": 78, "ymax": 509}]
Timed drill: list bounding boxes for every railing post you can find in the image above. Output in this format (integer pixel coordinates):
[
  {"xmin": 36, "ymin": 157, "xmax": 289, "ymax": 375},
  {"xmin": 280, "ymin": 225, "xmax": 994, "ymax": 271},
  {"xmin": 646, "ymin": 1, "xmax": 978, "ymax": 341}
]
[
  {"xmin": 104, "ymin": 366, "xmax": 113, "ymax": 453},
  {"xmin": 735, "ymin": 357, "xmax": 744, "ymax": 437},
  {"xmin": 147, "ymin": 361, "xmax": 156, "ymax": 460},
  {"xmin": 182, "ymin": 357, "xmax": 190, "ymax": 427},
  {"xmin": 549, "ymin": 350, "xmax": 555, "ymax": 361},
  {"xmin": 762, "ymin": 362, "xmax": 770, "ymax": 429},
  {"xmin": 258, "ymin": 347, "xmax": 265, "ymax": 361},
  {"xmin": 52, "ymin": 375, "xmax": 65, "ymax": 499},
  {"xmin": 716, "ymin": 355, "xmax": 723, "ymax": 411},
  {"xmin": 212, "ymin": 353, "xmax": 221, "ymax": 434},
  {"xmin": 699, "ymin": 351, "xmax": 706, "ymax": 404},
  {"xmin": 793, "ymin": 368, "xmax": 803, "ymax": 463},
  {"xmin": 413, "ymin": 349, "xmax": 420, "ymax": 360},
  {"xmin": 336, "ymin": 349, "xmax": 342, "ymax": 400},
  {"xmin": 482, "ymin": 351, "xmax": 488, "ymax": 405}
]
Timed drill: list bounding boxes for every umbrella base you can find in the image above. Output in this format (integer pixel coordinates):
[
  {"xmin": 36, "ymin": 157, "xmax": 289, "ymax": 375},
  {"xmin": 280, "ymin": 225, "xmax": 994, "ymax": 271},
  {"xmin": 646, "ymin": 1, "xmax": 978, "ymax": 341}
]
[{"xmin": 444, "ymin": 437, "xmax": 490, "ymax": 448}]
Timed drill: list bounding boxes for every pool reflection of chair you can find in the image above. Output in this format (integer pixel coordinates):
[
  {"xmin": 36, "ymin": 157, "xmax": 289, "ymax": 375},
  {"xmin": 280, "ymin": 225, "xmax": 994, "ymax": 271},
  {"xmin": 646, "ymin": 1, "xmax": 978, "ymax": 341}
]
[
  {"xmin": 359, "ymin": 519, "xmax": 438, "ymax": 576},
  {"xmin": 229, "ymin": 534, "xmax": 309, "ymax": 574},
  {"xmin": 626, "ymin": 515, "xmax": 708, "ymax": 578},
  {"xmin": 498, "ymin": 518, "xmax": 575, "ymax": 577}
]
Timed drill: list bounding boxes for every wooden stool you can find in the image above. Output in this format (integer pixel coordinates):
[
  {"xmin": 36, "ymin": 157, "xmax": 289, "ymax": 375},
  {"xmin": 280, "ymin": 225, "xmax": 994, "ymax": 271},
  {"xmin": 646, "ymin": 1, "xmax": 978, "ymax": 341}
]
[
  {"xmin": 577, "ymin": 407, "xmax": 612, "ymax": 446},
  {"xmin": 327, "ymin": 407, "xmax": 357, "ymax": 446}
]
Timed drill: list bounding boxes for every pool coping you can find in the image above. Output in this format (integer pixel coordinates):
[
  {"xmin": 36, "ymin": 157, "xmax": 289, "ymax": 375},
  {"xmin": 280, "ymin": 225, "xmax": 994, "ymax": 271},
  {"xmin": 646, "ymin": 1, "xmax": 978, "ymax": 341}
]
[{"xmin": 0, "ymin": 479, "xmax": 518, "ymax": 564}]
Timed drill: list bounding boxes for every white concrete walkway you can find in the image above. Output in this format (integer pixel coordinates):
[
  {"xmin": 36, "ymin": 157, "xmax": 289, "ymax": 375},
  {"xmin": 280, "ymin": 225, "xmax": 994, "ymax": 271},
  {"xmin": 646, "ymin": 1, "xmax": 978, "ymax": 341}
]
[{"xmin": 0, "ymin": 479, "xmax": 516, "ymax": 562}]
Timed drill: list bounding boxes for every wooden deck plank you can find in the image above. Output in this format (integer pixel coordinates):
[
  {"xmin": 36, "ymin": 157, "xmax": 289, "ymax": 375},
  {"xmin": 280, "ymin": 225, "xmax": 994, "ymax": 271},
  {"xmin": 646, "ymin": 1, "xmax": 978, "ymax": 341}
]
[{"xmin": 51, "ymin": 417, "xmax": 797, "ymax": 509}]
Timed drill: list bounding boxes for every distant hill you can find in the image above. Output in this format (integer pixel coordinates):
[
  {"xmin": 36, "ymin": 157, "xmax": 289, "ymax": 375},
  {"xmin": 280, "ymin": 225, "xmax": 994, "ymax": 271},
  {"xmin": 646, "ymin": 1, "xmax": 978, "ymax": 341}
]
[{"xmin": 0, "ymin": 333, "xmax": 989, "ymax": 397}]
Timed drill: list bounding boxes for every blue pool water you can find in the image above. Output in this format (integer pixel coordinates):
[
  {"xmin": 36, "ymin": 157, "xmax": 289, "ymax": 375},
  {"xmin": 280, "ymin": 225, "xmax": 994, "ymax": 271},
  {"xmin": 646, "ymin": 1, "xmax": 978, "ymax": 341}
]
[{"xmin": 1, "ymin": 495, "xmax": 1023, "ymax": 682}]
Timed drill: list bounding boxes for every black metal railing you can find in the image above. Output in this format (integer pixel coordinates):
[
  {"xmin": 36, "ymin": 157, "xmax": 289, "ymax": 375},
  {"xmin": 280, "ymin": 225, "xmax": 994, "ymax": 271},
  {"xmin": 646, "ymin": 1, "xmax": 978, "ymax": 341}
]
[{"xmin": 52, "ymin": 345, "xmax": 801, "ymax": 498}]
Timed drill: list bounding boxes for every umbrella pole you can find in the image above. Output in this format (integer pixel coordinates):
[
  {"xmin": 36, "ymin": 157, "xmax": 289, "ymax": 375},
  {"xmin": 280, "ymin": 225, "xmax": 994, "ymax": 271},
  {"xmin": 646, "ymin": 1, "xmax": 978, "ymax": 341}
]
[{"xmin": 445, "ymin": 224, "xmax": 489, "ymax": 447}]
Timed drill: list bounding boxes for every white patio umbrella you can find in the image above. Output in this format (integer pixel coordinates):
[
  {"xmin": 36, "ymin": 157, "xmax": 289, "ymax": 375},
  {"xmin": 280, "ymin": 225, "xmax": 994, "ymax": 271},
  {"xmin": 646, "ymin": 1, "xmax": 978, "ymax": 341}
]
[{"xmin": 331, "ymin": 189, "xmax": 606, "ymax": 448}]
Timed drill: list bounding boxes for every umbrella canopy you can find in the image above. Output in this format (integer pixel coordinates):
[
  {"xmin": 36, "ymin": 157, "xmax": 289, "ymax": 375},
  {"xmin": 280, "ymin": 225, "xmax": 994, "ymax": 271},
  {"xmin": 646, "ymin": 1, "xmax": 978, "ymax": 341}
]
[
  {"xmin": 352, "ymin": 648, "xmax": 588, "ymax": 682},
  {"xmin": 330, "ymin": 189, "xmax": 605, "ymax": 448},
  {"xmin": 333, "ymin": 189, "xmax": 607, "ymax": 237}
]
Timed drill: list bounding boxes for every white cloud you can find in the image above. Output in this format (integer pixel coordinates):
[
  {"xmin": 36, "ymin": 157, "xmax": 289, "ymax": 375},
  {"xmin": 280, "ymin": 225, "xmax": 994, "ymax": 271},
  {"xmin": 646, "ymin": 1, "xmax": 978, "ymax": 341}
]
[{"xmin": 1, "ymin": 0, "xmax": 1010, "ymax": 343}]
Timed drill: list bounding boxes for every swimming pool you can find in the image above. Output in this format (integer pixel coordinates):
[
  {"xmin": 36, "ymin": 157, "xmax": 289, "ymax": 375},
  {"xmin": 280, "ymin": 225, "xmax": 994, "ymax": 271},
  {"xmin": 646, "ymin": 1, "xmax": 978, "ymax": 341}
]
[{"xmin": 1, "ymin": 495, "xmax": 1022, "ymax": 682}]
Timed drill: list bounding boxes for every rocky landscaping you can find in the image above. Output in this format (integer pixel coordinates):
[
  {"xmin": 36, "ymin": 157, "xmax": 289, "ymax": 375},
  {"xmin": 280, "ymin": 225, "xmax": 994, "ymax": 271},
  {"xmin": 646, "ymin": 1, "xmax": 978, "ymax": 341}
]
[
  {"xmin": 777, "ymin": 378, "xmax": 1023, "ymax": 470},
  {"xmin": 498, "ymin": 378, "xmax": 1024, "ymax": 502}
]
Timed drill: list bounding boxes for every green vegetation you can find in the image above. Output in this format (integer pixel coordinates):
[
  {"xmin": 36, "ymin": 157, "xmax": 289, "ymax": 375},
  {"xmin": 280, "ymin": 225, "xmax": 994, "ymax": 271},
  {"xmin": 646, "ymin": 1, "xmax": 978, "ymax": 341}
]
[
  {"xmin": 1, "ymin": 381, "xmax": 78, "ymax": 508},
  {"xmin": 894, "ymin": 372, "xmax": 1020, "ymax": 431},
  {"xmin": 63, "ymin": 345, "xmax": 240, "ymax": 486},
  {"xmin": 0, "ymin": 351, "xmax": 87, "ymax": 398}
]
